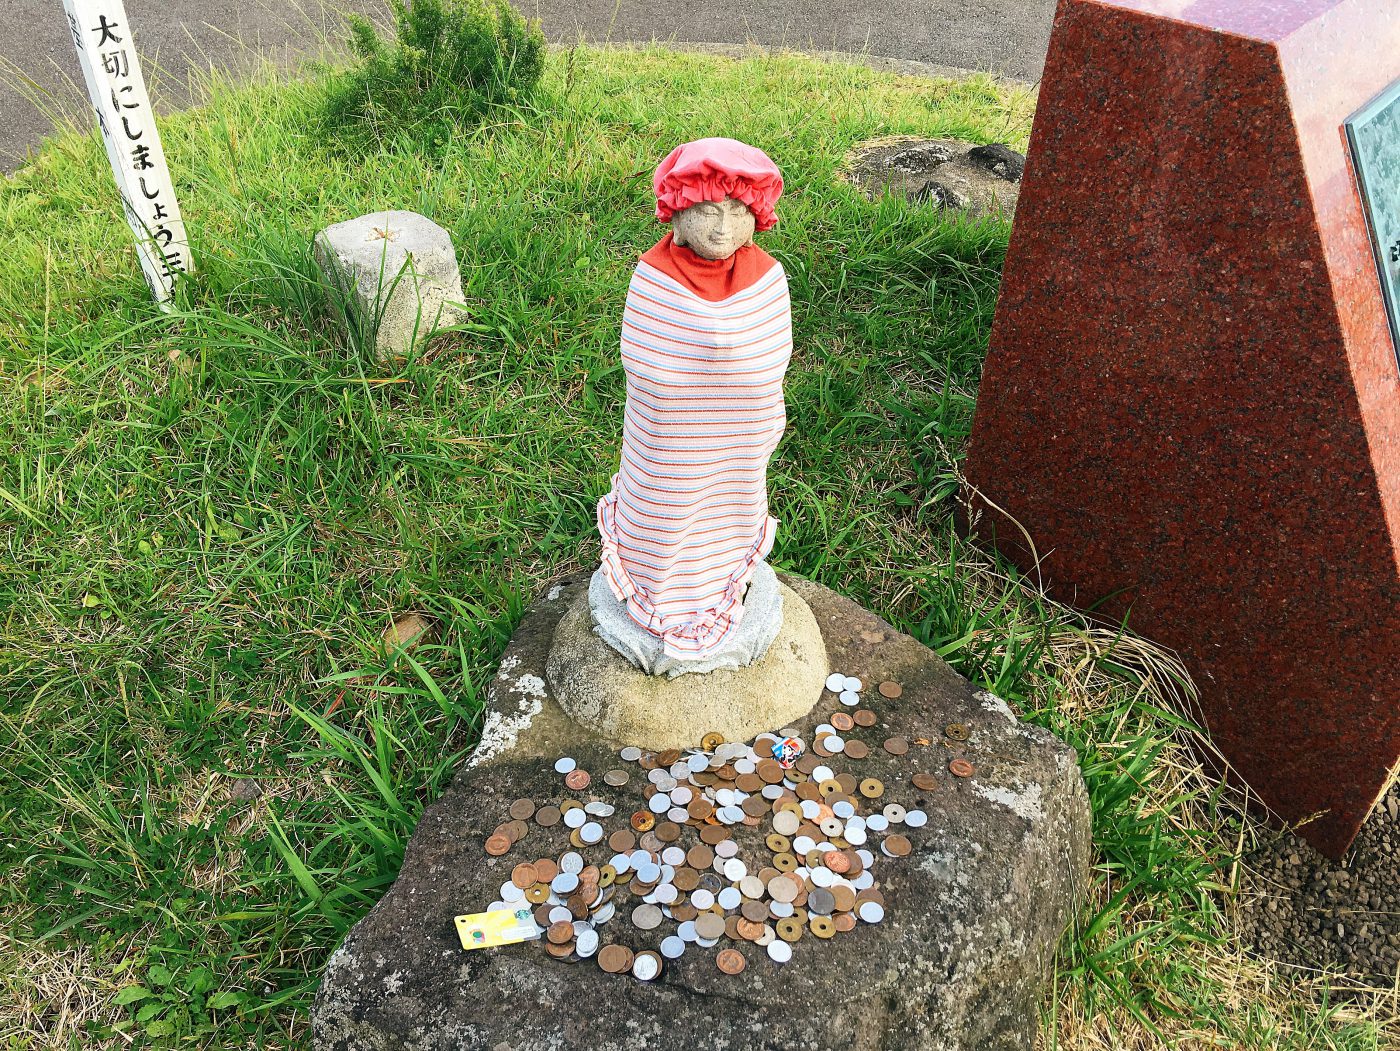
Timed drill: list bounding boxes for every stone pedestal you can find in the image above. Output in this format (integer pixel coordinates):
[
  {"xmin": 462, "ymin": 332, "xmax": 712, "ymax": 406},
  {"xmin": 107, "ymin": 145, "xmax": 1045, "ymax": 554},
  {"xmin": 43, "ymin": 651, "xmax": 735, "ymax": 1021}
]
[
  {"xmin": 312, "ymin": 574, "xmax": 1091, "ymax": 1051},
  {"xmin": 548, "ymin": 565, "xmax": 826, "ymax": 748},
  {"xmin": 313, "ymin": 210, "xmax": 466, "ymax": 359},
  {"xmin": 963, "ymin": 0, "xmax": 1400, "ymax": 858}
]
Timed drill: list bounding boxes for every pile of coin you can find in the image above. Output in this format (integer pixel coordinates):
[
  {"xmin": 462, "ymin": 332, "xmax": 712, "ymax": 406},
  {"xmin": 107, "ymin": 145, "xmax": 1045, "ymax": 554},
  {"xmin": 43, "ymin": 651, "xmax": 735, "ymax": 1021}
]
[{"xmin": 478, "ymin": 672, "xmax": 949, "ymax": 983}]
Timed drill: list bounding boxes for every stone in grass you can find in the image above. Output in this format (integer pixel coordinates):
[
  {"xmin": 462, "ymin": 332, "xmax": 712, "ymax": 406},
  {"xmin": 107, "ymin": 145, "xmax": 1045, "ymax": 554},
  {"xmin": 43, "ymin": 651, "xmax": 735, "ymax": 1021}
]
[
  {"xmin": 312, "ymin": 573, "xmax": 1090, "ymax": 1051},
  {"xmin": 842, "ymin": 137, "xmax": 1025, "ymax": 218},
  {"xmin": 313, "ymin": 210, "xmax": 466, "ymax": 359}
]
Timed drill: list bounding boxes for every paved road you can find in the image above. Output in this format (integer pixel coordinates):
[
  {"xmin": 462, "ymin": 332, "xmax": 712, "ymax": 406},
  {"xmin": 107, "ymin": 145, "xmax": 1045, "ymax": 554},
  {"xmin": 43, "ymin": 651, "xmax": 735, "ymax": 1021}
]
[{"xmin": 1, "ymin": 0, "xmax": 1055, "ymax": 171}]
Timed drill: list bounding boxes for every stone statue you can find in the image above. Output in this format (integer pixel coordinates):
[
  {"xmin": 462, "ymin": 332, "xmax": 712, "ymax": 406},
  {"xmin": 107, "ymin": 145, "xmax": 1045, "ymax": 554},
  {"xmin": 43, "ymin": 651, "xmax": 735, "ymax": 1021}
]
[{"xmin": 591, "ymin": 137, "xmax": 792, "ymax": 677}]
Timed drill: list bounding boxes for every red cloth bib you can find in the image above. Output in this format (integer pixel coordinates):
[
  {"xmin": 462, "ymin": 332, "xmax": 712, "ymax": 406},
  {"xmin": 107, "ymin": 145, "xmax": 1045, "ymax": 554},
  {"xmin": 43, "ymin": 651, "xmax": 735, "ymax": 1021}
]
[{"xmin": 640, "ymin": 232, "xmax": 778, "ymax": 303}]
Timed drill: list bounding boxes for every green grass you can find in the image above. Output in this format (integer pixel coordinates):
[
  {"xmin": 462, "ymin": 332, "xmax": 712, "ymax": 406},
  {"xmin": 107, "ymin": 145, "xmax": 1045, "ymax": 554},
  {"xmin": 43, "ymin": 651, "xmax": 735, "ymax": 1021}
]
[{"xmin": 1, "ymin": 43, "xmax": 1391, "ymax": 1051}]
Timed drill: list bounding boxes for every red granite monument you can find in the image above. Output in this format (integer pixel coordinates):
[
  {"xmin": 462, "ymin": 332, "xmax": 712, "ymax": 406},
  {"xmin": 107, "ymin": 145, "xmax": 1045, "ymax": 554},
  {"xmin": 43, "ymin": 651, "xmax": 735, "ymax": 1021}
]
[{"xmin": 964, "ymin": 0, "xmax": 1400, "ymax": 857}]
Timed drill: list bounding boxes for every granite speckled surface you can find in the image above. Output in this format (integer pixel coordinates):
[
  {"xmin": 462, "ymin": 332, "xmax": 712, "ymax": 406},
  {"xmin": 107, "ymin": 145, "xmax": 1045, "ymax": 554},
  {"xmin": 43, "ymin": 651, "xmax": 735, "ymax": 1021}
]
[{"xmin": 964, "ymin": 0, "xmax": 1400, "ymax": 858}]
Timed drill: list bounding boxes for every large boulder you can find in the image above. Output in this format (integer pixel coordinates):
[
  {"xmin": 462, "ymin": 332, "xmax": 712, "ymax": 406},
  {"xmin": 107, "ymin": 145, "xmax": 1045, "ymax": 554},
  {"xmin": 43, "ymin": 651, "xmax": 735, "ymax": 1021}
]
[{"xmin": 312, "ymin": 573, "xmax": 1091, "ymax": 1051}]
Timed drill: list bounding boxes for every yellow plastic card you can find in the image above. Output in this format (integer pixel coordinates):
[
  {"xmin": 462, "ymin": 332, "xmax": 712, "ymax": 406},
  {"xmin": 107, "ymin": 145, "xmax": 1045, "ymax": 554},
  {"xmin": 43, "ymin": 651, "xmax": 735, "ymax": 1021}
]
[{"xmin": 454, "ymin": 907, "xmax": 541, "ymax": 951}]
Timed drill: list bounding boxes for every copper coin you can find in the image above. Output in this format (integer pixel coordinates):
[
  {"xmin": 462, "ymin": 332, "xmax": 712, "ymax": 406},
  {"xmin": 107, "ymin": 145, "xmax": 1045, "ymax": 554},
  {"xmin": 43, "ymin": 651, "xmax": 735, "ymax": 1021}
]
[
  {"xmin": 508, "ymin": 798, "xmax": 536, "ymax": 821},
  {"xmin": 733, "ymin": 772, "xmax": 762, "ymax": 794},
  {"xmin": 511, "ymin": 862, "xmax": 539, "ymax": 888},
  {"xmin": 737, "ymin": 918, "xmax": 767, "ymax": 942},
  {"xmin": 741, "ymin": 899, "xmax": 769, "ymax": 922},
  {"xmin": 598, "ymin": 944, "xmax": 634, "ymax": 974},
  {"xmin": 883, "ymin": 737, "xmax": 910, "ymax": 756},
  {"xmin": 843, "ymin": 740, "xmax": 870, "ymax": 760},
  {"xmin": 564, "ymin": 769, "xmax": 591, "ymax": 791},
  {"xmin": 535, "ymin": 806, "xmax": 561, "ymax": 827},
  {"xmin": 534, "ymin": 857, "xmax": 559, "ymax": 882},
  {"xmin": 656, "ymin": 821, "xmax": 681, "ymax": 843},
  {"xmin": 695, "ymin": 912, "xmax": 727, "ymax": 940},
  {"xmin": 484, "ymin": 834, "xmax": 511, "ymax": 856},
  {"xmin": 853, "ymin": 709, "xmax": 878, "ymax": 728},
  {"xmin": 795, "ymin": 753, "xmax": 821, "ymax": 775},
  {"xmin": 547, "ymin": 921, "xmax": 573, "ymax": 945},
  {"xmin": 885, "ymin": 833, "xmax": 912, "ymax": 857},
  {"xmin": 544, "ymin": 940, "xmax": 574, "ymax": 959},
  {"xmin": 756, "ymin": 759, "xmax": 785, "ymax": 784},
  {"xmin": 945, "ymin": 723, "xmax": 970, "ymax": 742},
  {"xmin": 834, "ymin": 912, "xmax": 857, "ymax": 932},
  {"xmin": 532, "ymin": 903, "xmax": 553, "ymax": 928},
  {"xmin": 878, "ymin": 680, "xmax": 903, "ymax": 699},
  {"xmin": 754, "ymin": 738, "xmax": 775, "ymax": 758},
  {"xmin": 631, "ymin": 810, "xmax": 655, "ymax": 832},
  {"xmin": 671, "ymin": 903, "xmax": 699, "ymax": 922},
  {"xmin": 688, "ymin": 797, "xmax": 716, "ymax": 821},
  {"xmin": 949, "ymin": 758, "xmax": 975, "ymax": 778},
  {"xmin": 822, "ymin": 850, "xmax": 851, "ymax": 874},
  {"xmin": 702, "ymin": 731, "xmax": 726, "ymax": 751},
  {"xmin": 657, "ymin": 749, "xmax": 682, "ymax": 766},
  {"xmin": 831, "ymin": 885, "xmax": 857, "ymax": 912},
  {"xmin": 831, "ymin": 712, "xmax": 855, "ymax": 732},
  {"xmin": 674, "ymin": 867, "xmax": 700, "ymax": 892},
  {"xmin": 699, "ymin": 824, "xmax": 729, "ymax": 845},
  {"xmin": 687, "ymin": 844, "xmax": 715, "ymax": 868},
  {"xmin": 609, "ymin": 829, "xmax": 636, "ymax": 852},
  {"xmin": 716, "ymin": 948, "xmax": 747, "ymax": 975},
  {"xmin": 638, "ymin": 753, "xmax": 658, "ymax": 770},
  {"xmin": 912, "ymin": 772, "xmax": 939, "ymax": 791}
]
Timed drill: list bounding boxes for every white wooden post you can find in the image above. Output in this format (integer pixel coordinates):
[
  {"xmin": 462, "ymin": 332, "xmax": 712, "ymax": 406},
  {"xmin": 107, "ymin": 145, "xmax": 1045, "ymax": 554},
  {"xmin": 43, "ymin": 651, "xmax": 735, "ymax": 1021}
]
[{"xmin": 62, "ymin": 0, "xmax": 193, "ymax": 303}]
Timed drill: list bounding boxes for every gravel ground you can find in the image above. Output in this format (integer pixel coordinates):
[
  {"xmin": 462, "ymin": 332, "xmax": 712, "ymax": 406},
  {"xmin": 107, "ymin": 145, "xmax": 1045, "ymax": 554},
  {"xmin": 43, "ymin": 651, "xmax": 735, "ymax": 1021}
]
[{"xmin": 1237, "ymin": 782, "xmax": 1400, "ymax": 982}]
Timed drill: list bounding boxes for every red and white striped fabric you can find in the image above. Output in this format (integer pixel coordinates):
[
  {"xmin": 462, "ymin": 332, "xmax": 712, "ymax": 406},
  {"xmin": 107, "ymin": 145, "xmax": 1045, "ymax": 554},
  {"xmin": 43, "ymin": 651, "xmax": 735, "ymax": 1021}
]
[{"xmin": 597, "ymin": 233, "xmax": 792, "ymax": 660}]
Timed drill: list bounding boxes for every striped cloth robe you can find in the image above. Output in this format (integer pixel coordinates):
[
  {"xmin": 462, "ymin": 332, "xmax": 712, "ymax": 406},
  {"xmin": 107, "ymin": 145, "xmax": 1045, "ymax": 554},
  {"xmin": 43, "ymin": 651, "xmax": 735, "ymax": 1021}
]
[{"xmin": 597, "ymin": 234, "xmax": 792, "ymax": 660}]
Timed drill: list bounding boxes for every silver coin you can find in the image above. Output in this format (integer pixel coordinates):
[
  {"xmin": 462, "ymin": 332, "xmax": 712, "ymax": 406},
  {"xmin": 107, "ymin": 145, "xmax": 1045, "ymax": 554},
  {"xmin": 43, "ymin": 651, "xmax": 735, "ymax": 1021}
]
[
  {"xmin": 808, "ymin": 888, "xmax": 836, "ymax": 915},
  {"xmin": 767, "ymin": 940, "xmax": 793, "ymax": 963},
  {"xmin": 883, "ymin": 804, "xmax": 908, "ymax": 824},
  {"xmin": 839, "ymin": 690, "xmax": 861, "ymax": 706},
  {"xmin": 716, "ymin": 887, "xmax": 742, "ymax": 911},
  {"xmin": 632, "ymin": 953, "xmax": 661, "ymax": 981},
  {"xmin": 660, "ymin": 935, "xmax": 686, "ymax": 959},
  {"xmin": 620, "ymin": 746, "xmax": 642, "ymax": 762},
  {"xmin": 842, "ymin": 676, "xmax": 863, "ymax": 692},
  {"xmin": 844, "ymin": 826, "xmax": 868, "ymax": 846},
  {"xmin": 603, "ymin": 769, "xmax": 630, "ymax": 787},
  {"xmin": 564, "ymin": 808, "xmax": 587, "ymax": 829},
  {"xmin": 554, "ymin": 756, "xmax": 577, "ymax": 774},
  {"xmin": 560, "ymin": 851, "xmax": 585, "ymax": 875},
  {"xmin": 825, "ymin": 673, "xmax": 846, "ymax": 692},
  {"xmin": 905, "ymin": 809, "xmax": 928, "ymax": 828},
  {"xmin": 593, "ymin": 902, "xmax": 616, "ymax": 924},
  {"xmin": 584, "ymin": 801, "xmax": 611, "ymax": 815},
  {"xmin": 661, "ymin": 846, "xmax": 686, "ymax": 866},
  {"xmin": 632, "ymin": 904, "xmax": 664, "ymax": 930},
  {"xmin": 858, "ymin": 901, "xmax": 886, "ymax": 924},
  {"xmin": 678, "ymin": 919, "xmax": 699, "ymax": 942},
  {"xmin": 690, "ymin": 889, "xmax": 715, "ymax": 910},
  {"xmin": 551, "ymin": 872, "xmax": 579, "ymax": 894},
  {"xmin": 714, "ymin": 840, "xmax": 739, "ymax": 859},
  {"xmin": 580, "ymin": 822, "xmax": 604, "ymax": 844},
  {"xmin": 772, "ymin": 811, "xmax": 801, "ymax": 836},
  {"xmin": 576, "ymin": 929, "xmax": 599, "ymax": 957}
]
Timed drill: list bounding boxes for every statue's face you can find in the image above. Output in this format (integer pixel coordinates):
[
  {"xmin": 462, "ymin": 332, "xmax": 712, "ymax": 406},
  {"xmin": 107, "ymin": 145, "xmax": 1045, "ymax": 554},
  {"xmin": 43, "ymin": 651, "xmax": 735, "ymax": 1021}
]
[{"xmin": 672, "ymin": 197, "xmax": 756, "ymax": 260}]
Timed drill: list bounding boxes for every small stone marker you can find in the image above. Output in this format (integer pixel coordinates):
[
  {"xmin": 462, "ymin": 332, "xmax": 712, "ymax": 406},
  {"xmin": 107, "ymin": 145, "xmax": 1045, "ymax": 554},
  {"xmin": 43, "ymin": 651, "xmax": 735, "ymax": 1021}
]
[
  {"xmin": 63, "ymin": 0, "xmax": 193, "ymax": 302},
  {"xmin": 313, "ymin": 210, "xmax": 466, "ymax": 359},
  {"xmin": 963, "ymin": 0, "xmax": 1400, "ymax": 858}
]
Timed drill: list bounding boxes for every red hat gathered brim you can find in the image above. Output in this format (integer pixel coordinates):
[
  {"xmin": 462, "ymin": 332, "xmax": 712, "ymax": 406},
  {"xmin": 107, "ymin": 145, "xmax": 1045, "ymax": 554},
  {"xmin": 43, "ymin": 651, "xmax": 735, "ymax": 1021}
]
[{"xmin": 653, "ymin": 138, "xmax": 783, "ymax": 231}]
